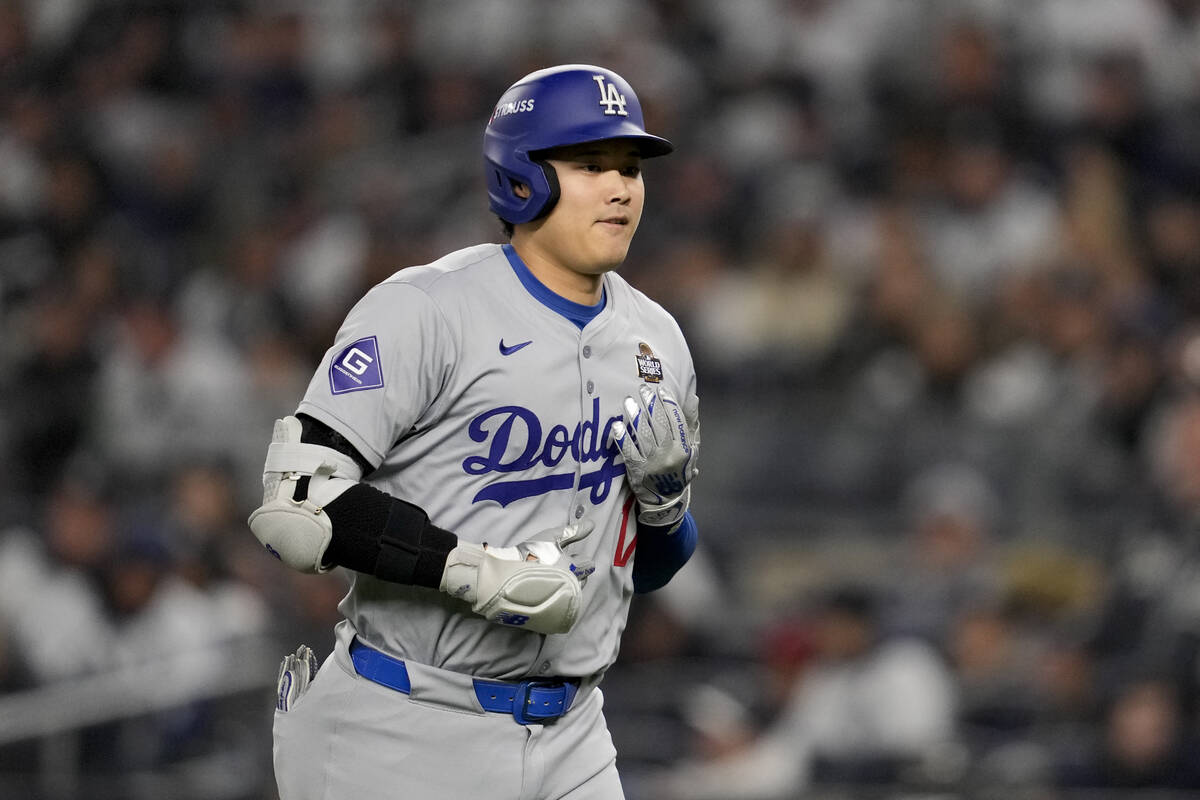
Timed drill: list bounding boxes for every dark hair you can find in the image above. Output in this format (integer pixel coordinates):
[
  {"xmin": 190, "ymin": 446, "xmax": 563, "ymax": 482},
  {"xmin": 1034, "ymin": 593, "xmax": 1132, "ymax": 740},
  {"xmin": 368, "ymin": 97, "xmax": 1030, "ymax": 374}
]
[{"xmin": 499, "ymin": 217, "xmax": 514, "ymax": 239}]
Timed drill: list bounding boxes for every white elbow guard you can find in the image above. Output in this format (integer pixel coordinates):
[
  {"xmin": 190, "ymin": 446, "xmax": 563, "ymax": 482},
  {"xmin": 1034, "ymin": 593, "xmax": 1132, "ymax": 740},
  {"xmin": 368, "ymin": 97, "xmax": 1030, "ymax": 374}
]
[{"xmin": 247, "ymin": 416, "xmax": 360, "ymax": 573}]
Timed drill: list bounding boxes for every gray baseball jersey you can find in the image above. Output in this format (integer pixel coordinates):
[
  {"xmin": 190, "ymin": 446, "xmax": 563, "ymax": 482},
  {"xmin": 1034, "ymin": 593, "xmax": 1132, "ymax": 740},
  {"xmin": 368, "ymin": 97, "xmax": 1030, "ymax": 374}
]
[{"xmin": 295, "ymin": 242, "xmax": 697, "ymax": 683}]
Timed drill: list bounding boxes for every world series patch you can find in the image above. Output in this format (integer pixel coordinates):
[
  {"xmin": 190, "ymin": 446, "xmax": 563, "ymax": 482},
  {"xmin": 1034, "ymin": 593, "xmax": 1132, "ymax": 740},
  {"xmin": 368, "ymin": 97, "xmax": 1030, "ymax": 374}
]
[
  {"xmin": 330, "ymin": 336, "xmax": 384, "ymax": 394},
  {"xmin": 635, "ymin": 342, "xmax": 663, "ymax": 383}
]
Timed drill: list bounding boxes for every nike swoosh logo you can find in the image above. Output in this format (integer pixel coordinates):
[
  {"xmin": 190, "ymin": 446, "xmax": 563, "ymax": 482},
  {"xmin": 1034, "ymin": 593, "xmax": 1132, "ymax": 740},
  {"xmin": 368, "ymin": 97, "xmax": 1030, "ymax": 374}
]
[{"xmin": 499, "ymin": 339, "xmax": 533, "ymax": 356}]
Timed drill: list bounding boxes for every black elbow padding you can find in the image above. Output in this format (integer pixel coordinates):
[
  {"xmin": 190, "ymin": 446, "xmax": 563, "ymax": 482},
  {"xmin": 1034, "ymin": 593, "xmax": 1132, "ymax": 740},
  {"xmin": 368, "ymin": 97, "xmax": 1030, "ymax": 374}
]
[{"xmin": 321, "ymin": 484, "xmax": 456, "ymax": 588}]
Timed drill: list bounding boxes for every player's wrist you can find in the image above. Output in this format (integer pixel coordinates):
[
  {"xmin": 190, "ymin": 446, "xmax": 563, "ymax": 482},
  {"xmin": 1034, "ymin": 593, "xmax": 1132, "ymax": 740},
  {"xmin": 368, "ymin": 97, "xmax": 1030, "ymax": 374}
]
[
  {"xmin": 439, "ymin": 522, "xmax": 595, "ymax": 635},
  {"xmin": 439, "ymin": 541, "xmax": 485, "ymax": 604},
  {"xmin": 635, "ymin": 485, "xmax": 690, "ymax": 529}
]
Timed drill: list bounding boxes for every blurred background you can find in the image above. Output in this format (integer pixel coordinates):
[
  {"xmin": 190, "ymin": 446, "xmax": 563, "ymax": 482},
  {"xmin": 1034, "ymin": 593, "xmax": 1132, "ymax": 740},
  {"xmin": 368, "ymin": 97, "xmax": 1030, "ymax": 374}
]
[{"xmin": 2, "ymin": 0, "xmax": 1200, "ymax": 798}]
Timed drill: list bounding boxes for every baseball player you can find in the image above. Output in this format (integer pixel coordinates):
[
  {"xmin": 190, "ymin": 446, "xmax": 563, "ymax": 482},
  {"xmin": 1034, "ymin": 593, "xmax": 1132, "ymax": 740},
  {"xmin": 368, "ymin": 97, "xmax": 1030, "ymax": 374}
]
[{"xmin": 250, "ymin": 64, "xmax": 701, "ymax": 799}]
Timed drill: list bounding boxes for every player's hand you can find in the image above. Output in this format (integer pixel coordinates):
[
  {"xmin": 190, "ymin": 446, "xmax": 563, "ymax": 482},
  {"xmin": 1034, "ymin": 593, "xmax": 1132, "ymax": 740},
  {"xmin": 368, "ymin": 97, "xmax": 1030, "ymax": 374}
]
[
  {"xmin": 276, "ymin": 644, "xmax": 319, "ymax": 712},
  {"xmin": 609, "ymin": 384, "xmax": 700, "ymax": 530},
  {"xmin": 439, "ymin": 520, "xmax": 595, "ymax": 635}
]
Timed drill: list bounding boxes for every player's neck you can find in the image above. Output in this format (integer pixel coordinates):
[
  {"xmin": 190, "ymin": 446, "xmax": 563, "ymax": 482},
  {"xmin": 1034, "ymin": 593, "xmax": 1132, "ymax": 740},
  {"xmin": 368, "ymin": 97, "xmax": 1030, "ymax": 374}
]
[{"xmin": 508, "ymin": 238, "xmax": 606, "ymax": 306}]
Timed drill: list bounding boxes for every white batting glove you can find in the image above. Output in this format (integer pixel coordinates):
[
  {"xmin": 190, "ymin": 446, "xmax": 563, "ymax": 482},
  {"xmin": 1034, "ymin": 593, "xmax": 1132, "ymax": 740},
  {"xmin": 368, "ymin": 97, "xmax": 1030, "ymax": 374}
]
[
  {"xmin": 440, "ymin": 520, "xmax": 595, "ymax": 635},
  {"xmin": 276, "ymin": 644, "xmax": 319, "ymax": 712},
  {"xmin": 610, "ymin": 384, "xmax": 700, "ymax": 530}
]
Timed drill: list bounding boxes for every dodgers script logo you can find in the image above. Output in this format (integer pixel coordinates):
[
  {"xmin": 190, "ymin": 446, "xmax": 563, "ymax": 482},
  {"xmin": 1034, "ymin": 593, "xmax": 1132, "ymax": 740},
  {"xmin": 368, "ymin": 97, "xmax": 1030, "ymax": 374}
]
[
  {"xmin": 330, "ymin": 336, "xmax": 384, "ymax": 394},
  {"xmin": 464, "ymin": 397, "xmax": 625, "ymax": 507}
]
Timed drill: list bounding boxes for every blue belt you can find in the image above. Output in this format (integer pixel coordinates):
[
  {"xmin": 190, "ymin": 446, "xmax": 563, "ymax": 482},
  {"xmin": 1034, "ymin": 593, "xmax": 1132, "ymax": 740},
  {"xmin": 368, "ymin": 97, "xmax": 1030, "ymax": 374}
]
[{"xmin": 348, "ymin": 637, "xmax": 579, "ymax": 725}]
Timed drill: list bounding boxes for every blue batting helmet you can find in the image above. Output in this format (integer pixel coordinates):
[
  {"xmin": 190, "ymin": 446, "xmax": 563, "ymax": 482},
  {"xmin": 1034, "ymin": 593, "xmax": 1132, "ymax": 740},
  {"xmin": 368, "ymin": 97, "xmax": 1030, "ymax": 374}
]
[{"xmin": 484, "ymin": 64, "xmax": 674, "ymax": 225}]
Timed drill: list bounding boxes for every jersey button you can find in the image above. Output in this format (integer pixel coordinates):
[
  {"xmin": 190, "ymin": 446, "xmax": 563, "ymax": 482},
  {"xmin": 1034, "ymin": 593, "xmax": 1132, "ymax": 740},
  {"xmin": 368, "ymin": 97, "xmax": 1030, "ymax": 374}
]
[
  {"xmin": 586, "ymin": 380, "xmax": 594, "ymax": 394},
  {"xmin": 574, "ymin": 505, "xmax": 584, "ymax": 519},
  {"xmin": 582, "ymin": 345, "xmax": 592, "ymax": 358}
]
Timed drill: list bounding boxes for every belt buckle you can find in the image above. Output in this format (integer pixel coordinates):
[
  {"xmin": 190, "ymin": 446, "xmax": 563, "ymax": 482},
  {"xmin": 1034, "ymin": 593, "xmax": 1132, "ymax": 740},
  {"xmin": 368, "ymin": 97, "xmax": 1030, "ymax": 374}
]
[{"xmin": 511, "ymin": 680, "xmax": 566, "ymax": 725}]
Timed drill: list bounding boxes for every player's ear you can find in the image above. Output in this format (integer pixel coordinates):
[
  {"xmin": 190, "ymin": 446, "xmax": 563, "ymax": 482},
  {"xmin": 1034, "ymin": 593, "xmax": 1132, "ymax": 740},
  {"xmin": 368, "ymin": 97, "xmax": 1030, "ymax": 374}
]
[{"xmin": 512, "ymin": 181, "xmax": 532, "ymax": 199}]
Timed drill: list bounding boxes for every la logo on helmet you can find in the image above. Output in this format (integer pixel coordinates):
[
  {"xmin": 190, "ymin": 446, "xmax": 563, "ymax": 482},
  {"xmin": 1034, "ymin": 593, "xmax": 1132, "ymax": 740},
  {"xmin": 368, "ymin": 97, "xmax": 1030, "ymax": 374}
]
[{"xmin": 592, "ymin": 75, "xmax": 628, "ymax": 116}]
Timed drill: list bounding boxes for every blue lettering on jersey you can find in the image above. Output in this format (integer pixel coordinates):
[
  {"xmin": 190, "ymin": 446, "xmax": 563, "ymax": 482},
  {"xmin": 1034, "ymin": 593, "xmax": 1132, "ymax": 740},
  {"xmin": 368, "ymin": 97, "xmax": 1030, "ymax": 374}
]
[
  {"xmin": 464, "ymin": 397, "xmax": 625, "ymax": 507},
  {"xmin": 330, "ymin": 336, "xmax": 384, "ymax": 394}
]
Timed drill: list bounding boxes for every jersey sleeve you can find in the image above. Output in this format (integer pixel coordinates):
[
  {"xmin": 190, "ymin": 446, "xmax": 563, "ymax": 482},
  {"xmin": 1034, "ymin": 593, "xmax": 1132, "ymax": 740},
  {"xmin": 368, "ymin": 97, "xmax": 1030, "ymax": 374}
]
[
  {"xmin": 632, "ymin": 512, "xmax": 698, "ymax": 593},
  {"xmin": 295, "ymin": 280, "xmax": 457, "ymax": 468}
]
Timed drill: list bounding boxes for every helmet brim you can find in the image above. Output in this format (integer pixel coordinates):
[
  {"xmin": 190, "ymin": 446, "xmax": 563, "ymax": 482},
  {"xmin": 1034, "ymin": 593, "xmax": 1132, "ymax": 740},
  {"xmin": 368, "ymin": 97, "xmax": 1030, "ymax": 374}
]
[{"xmin": 528, "ymin": 130, "xmax": 674, "ymax": 161}]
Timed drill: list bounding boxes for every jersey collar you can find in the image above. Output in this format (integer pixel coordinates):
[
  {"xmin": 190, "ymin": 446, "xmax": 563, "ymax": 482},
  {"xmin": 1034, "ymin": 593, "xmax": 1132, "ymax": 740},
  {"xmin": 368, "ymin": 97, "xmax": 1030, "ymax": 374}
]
[{"xmin": 502, "ymin": 244, "xmax": 606, "ymax": 330}]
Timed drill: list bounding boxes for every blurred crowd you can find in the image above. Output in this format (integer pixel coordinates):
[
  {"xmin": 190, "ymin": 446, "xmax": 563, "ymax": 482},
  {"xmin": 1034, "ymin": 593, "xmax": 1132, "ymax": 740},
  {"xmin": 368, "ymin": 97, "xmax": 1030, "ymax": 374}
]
[{"xmin": 2, "ymin": 0, "xmax": 1200, "ymax": 798}]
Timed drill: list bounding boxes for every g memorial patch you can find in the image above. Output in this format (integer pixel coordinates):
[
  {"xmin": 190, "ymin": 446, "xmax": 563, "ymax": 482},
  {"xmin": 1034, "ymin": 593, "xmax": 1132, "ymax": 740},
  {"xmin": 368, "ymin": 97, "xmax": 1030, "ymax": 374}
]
[{"xmin": 330, "ymin": 336, "xmax": 384, "ymax": 394}]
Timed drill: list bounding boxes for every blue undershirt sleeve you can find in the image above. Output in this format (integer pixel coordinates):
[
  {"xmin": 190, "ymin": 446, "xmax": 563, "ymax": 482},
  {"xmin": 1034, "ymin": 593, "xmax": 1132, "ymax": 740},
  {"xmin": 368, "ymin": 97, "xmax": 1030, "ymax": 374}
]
[{"xmin": 632, "ymin": 511, "xmax": 697, "ymax": 594}]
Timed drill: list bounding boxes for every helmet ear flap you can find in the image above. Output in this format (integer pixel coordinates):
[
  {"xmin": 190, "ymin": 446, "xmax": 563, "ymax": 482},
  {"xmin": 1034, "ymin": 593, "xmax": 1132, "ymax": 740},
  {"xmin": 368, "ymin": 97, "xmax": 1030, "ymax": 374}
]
[
  {"xmin": 530, "ymin": 158, "xmax": 560, "ymax": 222},
  {"xmin": 488, "ymin": 157, "xmax": 561, "ymax": 225}
]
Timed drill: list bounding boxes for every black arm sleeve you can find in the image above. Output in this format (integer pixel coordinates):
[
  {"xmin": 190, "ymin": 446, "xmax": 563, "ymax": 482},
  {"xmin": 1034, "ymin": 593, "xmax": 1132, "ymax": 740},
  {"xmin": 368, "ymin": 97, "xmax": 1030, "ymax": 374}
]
[
  {"xmin": 295, "ymin": 413, "xmax": 455, "ymax": 588},
  {"xmin": 319, "ymin": 484, "xmax": 457, "ymax": 588},
  {"xmin": 297, "ymin": 412, "xmax": 374, "ymax": 476}
]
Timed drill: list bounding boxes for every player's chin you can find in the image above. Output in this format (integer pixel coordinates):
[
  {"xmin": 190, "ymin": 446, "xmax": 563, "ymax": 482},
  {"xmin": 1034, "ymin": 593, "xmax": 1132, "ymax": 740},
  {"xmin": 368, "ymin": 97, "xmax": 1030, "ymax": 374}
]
[
  {"xmin": 589, "ymin": 229, "xmax": 635, "ymax": 265},
  {"xmin": 591, "ymin": 245, "xmax": 632, "ymax": 272}
]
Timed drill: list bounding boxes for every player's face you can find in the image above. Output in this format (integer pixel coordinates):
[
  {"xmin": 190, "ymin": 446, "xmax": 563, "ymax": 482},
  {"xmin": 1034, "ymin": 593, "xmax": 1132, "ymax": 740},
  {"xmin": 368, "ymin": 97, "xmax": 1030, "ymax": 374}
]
[{"xmin": 523, "ymin": 140, "xmax": 645, "ymax": 278}]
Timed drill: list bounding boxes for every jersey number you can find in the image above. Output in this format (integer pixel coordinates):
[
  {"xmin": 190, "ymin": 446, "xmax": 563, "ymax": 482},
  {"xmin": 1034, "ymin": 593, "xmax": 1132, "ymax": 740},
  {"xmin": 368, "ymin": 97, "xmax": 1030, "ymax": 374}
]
[{"xmin": 613, "ymin": 496, "xmax": 637, "ymax": 567}]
